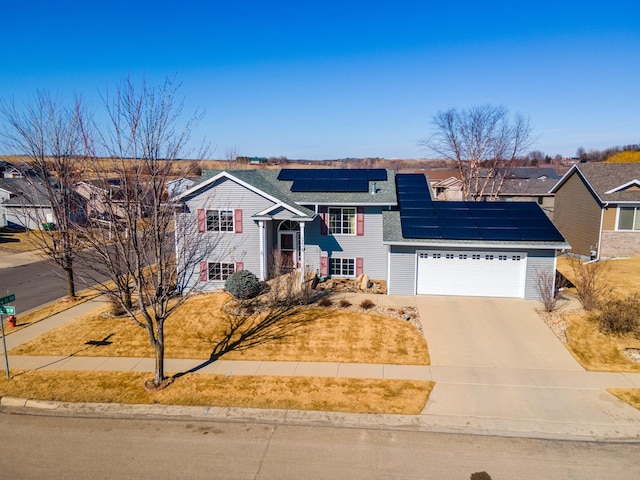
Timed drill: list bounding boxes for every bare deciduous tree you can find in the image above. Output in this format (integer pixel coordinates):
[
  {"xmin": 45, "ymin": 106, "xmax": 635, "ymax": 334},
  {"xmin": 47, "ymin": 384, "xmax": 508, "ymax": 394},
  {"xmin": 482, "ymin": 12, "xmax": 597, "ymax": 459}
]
[
  {"xmin": 565, "ymin": 255, "xmax": 610, "ymax": 311},
  {"xmin": 77, "ymin": 77, "xmax": 213, "ymax": 390},
  {"xmin": 534, "ymin": 268, "xmax": 560, "ymax": 312},
  {"xmin": 0, "ymin": 93, "xmax": 89, "ymax": 298},
  {"xmin": 423, "ymin": 104, "xmax": 533, "ymax": 200}
]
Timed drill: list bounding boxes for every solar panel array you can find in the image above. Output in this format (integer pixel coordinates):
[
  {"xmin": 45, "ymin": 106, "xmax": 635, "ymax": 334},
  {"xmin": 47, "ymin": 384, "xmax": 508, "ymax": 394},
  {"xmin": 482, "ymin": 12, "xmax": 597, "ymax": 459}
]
[
  {"xmin": 396, "ymin": 174, "xmax": 565, "ymax": 242},
  {"xmin": 277, "ymin": 169, "xmax": 387, "ymax": 192}
]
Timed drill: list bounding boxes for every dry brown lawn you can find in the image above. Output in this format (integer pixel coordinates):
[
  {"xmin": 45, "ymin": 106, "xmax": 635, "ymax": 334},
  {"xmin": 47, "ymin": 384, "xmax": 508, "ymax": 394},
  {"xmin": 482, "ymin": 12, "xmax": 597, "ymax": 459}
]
[
  {"xmin": 3, "ymin": 290, "xmax": 101, "ymax": 334},
  {"xmin": 10, "ymin": 293, "xmax": 430, "ymax": 365},
  {"xmin": 0, "ymin": 229, "xmax": 42, "ymax": 253},
  {"xmin": 0, "ymin": 370, "xmax": 433, "ymax": 414},
  {"xmin": 607, "ymin": 388, "xmax": 640, "ymax": 411},
  {"xmin": 2, "ymin": 292, "xmax": 431, "ymax": 414},
  {"xmin": 564, "ymin": 311, "xmax": 640, "ymax": 372},
  {"xmin": 556, "ymin": 256, "xmax": 640, "ymax": 372},
  {"xmin": 557, "ymin": 256, "xmax": 640, "ymax": 298}
]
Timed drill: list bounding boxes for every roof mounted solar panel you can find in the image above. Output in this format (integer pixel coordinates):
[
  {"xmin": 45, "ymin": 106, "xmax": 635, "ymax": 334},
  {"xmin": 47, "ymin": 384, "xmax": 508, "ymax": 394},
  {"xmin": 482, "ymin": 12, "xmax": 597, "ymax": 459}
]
[
  {"xmin": 478, "ymin": 228, "xmax": 522, "ymax": 241},
  {"xmin": 329, "ymin": 179, "xmax": 349, "ymax": 191},
  {"xmin": 367, "ymin": 169, "xmax": 388, "ymax": 181},
  {"xmin": 474, "ymin": 217, "xmax": 515, "ymax": 228},
  {"xmin": 277, "ymin": 169, "xmax": 298, "ymax": 181},
  {"xmin": 332, "ymin": 170, "xmax": 351, "ymax": 179},
  {"xmin": 519, "ymin": 228, "xmax": 565, "ymax": 242},
  {"xmin": 309, "ymin": 179, "xmax": 330, "ymax": 191},
  {"xmin": 313, "ymin": 170, "xmax": 332, "ymax": 180},
  {"xmin": 440, "ymin": 227, "xmax": 483, "ymax": 240},
  {"xmin": 290, "ymin": 179, "xmax": 312, "ymax": 191}
]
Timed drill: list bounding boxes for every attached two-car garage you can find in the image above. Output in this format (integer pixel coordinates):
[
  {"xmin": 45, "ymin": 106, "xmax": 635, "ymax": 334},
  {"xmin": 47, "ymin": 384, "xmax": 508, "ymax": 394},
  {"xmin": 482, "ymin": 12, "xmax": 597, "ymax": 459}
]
[{"xmin": 416, "ymin": 250, "xmax": 527, "ymax": 298}]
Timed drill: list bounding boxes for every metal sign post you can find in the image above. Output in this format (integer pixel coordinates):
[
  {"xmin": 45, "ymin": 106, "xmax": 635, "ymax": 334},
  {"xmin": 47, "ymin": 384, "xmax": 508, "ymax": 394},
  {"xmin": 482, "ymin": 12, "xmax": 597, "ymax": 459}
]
[
  {"xmin": 1, "ymin": 312, "xmax": 9, "ymax": 379},
  {"xmin": 0, "ymin": 294, "xmax": 15, "ymax": 380}
]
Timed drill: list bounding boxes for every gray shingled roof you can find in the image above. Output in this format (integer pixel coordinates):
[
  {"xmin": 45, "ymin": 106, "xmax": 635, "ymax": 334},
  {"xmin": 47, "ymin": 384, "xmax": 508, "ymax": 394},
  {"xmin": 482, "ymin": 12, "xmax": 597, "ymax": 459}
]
[
  {"xmin": 191, "ymin": 168, "xmax": 397, "ymax": 211},
  {"xmin": 496, "ymin": 178, "xmax": 556, "ymax": 196},
  {"xmin": 0, "ymin": 178, "xmax": 52, "ymax": 206},
  {"xmin": 189, "ymin": 170, "xmax": 316, "ymax": 217},
  {"xmin": 252, "ymin": 169, "xmax": 397, "ymax": 206},
  {"xmin": 551, "ymin": 163, "xmax": 640, "ymax": 203}
]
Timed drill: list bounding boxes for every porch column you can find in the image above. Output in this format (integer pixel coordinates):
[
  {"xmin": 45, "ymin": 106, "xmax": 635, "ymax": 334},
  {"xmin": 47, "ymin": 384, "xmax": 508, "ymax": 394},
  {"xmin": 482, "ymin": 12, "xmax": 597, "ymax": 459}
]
[
  {"xmin": 259, "ymin": 220, "xmax": 266, "ymax": 281},
  {"xmin": 299, "ymin": 221, "xmax": 305, "ymax": 284}
]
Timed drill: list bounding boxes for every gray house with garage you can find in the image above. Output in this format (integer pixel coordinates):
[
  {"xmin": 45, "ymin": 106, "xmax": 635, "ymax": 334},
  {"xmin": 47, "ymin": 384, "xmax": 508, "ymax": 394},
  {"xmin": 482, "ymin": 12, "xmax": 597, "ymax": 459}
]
[{"xmin": 175, "ymin": 168, "xmax": 568, "ymax": 299}]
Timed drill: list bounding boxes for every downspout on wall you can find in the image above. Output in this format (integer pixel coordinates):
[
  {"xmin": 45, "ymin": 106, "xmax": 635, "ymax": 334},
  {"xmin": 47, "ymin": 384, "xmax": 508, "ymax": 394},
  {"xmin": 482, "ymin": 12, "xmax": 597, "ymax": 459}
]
[{"xmin": 596, "ymin": 203, "xmax": 608, "ymax": 260}]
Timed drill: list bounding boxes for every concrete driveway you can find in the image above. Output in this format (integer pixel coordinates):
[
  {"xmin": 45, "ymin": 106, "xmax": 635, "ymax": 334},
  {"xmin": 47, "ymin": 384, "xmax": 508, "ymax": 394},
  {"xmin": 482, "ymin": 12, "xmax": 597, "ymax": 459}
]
[
  {"xmin": 414, "ymin": 295, "xmax": 640, "ymax": 437},
  {"xmin": 415, "ymin": 295, "xmax": 582, "ymax": 370}
]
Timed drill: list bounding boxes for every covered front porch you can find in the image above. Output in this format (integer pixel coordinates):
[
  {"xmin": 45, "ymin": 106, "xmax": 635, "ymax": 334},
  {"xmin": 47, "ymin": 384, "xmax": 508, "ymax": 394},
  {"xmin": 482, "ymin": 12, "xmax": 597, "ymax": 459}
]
[{"xmin": 252, "ymin": 205, "xmax": 316, "ymax": 284}]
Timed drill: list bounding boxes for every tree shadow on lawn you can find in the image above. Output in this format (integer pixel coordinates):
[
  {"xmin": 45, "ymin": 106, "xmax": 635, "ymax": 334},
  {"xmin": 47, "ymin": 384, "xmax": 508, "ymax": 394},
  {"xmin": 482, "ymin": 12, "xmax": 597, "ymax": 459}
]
[
  {"xmin": 10, "ymin": 334, "xmax": 115, "ymax": 378},
  {"xmin": 173, "ymin": 294, "xmax": 322, "ymax": 380}
]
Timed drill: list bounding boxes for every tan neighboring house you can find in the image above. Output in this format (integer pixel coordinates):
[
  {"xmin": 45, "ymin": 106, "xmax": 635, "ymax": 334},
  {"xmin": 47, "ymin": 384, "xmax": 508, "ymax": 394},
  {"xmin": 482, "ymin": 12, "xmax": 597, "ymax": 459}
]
[
  {"xmin": 550, "ymin": 163, "xmax": 640, "ymax": 258},
  {"xmin": 75, "ymin": 180, "xmax": 127, "ymax": 220},
  {"xmin": 476, "ymin": 178, "xmax": 557, "ymax": 218},
  {"xmin": 423, "ymin": 170, "xmax": 464, "ymax": 200}
]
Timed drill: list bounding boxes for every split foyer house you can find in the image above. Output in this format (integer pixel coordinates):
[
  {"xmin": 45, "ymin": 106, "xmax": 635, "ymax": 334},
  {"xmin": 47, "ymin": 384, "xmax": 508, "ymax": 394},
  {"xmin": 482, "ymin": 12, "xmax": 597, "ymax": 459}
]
[
  {"xmin": 550, "ymin": 162, "xmax": 640, "ymax": 259},
  {"xmin": 175, "ymin": 168, "xmax": 568, "ymax": 299}
]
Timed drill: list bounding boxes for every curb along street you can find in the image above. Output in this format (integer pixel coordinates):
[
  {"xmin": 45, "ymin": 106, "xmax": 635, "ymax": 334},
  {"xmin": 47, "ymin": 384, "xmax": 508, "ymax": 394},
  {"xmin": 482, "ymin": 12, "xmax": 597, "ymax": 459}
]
[{"xmin": 2, "ymin": 395, "xmax": 639, "ymax": 443}]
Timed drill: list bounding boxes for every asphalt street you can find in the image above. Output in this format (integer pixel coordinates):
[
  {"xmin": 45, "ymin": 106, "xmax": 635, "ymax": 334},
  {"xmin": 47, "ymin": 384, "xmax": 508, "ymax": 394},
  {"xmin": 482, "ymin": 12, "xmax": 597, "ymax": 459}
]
[
  {"xmin": 0, "ymin": 257, "xmax": 106, "ymax": 314},
  {"xmin": 2, "ymin": 410, "xmax": 639, "ymax": 480}
]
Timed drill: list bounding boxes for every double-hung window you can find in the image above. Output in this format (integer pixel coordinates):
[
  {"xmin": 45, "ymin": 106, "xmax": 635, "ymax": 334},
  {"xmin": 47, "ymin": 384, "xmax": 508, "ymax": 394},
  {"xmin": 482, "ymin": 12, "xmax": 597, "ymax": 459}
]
[
  {"xmin": 207, "ymin": 210, "xmax": 234, "ymax": 232},
  {"xmin": 618, "ymin": 207, "xmax": 640, "ymax": 231},
  {"xmin": 330, "ymin": 258, "xmax": 355, "ymax": 277},
  {"xmin": 328, "ymin": 207, "xmax": 356, "ymax": 235},
  {"xmin": 208, "ymin": 262, "xmax": 235, "ymax": 281}
]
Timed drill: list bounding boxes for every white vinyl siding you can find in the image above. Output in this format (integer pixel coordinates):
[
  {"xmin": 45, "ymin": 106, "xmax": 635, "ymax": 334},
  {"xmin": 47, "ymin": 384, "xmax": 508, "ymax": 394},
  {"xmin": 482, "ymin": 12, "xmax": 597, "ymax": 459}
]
[{"xmin": 306, "ymin": 206, "xmax": 388, "ymax": 281}]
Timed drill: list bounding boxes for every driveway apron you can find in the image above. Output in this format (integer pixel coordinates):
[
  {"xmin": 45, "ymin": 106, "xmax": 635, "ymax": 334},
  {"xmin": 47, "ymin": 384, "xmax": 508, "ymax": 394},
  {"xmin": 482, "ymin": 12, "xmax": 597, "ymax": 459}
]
[
  {"xmin": 415, "ymin": 295, "xmax": 581, "ymax": 370},
  {"xmin": 414, "ymin": 295, "xmax": 640, "ymax": 433}
]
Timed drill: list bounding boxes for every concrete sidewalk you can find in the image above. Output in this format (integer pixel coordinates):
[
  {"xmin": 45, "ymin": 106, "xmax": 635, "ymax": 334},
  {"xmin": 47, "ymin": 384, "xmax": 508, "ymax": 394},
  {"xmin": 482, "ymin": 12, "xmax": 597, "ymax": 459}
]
[
  {"xmin": 2, "ymin": 293, "xmax": 640, "ymax": 441},
  {"xmin": 0, "ymin": 249, "xmax": 43, "ymax": 269}
]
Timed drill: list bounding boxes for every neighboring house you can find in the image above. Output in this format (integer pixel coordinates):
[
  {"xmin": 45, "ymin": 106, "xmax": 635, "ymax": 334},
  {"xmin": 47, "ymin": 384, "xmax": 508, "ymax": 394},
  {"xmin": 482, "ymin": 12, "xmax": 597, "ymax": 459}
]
[
  {"xmin": 0, "ymin": 161, "xmax": 39, "ymax": 179},
  {"xmin": 176, "ymin": 168, "xmax": 568, "ymax": 300},
  {"xmin": 167, "ymin": 177, "xmax": 195, "ymax": 198},
  {"xmin": 3, "ymin": 166, "xmax": 23, "ymax": 178},
  {"xmin": 431, "ymin": 176, "xmax": 464, "ymax": 201},
  {"xmin": 478, "ymin": 178, "xmax": 557, "ymax": 218},
  {"xmin": 550, "ymin": 162, "xmax": 640, "ymax": 258},
  {"xmin": 474, "ymin": 167, "xmax": 561, "ymax": 218},
  {"xmin": 75, "ymin": 180, "xmax": 127, "ymax": 220},
  {"xmin": 1, "ymin": 178, "xmax": 86, "ymax": 230},
  {"xmin": 0, "ymin": 178, "xmax": 55, "ymax": 229}
]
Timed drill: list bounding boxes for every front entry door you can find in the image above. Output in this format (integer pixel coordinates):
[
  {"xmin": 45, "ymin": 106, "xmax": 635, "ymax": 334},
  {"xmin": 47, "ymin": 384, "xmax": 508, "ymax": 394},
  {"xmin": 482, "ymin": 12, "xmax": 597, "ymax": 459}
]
[{"xmin": 279, "ymin": 232, "xmax": 297, "ymax": 272}]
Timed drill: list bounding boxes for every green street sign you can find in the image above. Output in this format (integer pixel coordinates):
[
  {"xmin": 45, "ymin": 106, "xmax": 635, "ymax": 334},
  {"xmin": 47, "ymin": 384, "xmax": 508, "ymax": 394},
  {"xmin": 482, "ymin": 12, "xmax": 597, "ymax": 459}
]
[
  {"xmin": 0, "ymin": 294, "xmax": 15, "ymax": 307},
  {"xmin": 1, "ymin": 306, "xmax": 15, "ymax": 315}
]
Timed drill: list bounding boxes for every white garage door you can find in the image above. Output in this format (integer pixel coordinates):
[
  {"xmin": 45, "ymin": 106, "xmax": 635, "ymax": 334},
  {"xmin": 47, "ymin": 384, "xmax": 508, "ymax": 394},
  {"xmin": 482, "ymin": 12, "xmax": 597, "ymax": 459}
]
[{"xmin": 417, "ymin": 251, "xmax": 526, "ymax": 298}]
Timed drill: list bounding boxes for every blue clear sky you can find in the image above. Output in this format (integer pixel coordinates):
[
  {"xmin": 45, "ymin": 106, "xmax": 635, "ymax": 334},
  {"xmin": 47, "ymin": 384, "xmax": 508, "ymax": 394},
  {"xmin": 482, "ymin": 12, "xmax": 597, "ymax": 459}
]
[{"xmin": 1, "ymin": 1, "xmax": 639, "ymax": 160}]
